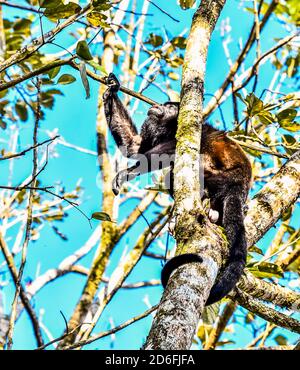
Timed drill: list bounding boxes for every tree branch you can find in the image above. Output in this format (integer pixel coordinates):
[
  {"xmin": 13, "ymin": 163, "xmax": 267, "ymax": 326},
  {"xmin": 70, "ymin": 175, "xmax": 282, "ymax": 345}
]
[
  {"xmin": 204, "ymin": 300, "xmax": 237, "ymax": 350},
  {"xmin": 238, "ymin": 271, "xmax": 300, "ymax": 310},
  {"xmin": 6, "ymin": 79, "xmax": 43, "ymax": 349},
  {"xmin": 0, "ymin": 136, "xmax": 59, "ymax": 161},
  {"xmin": 0, "ymin": 232, "xmax": 43, "ymax": 347},
  {"xmin": 244, "ymin": 150, "xmax": 300, "ymax": 247},
  {"xmin": 233, "ymin": 289, "xmax": 300, "ymax": 334},
  {"xmin": 204, "ymin": 0, "xmax": 279, "ymax": 118},
  {"xmin": 60, "ymin": 305, "xmax": 158, "ymax": 351},
  {"xmin": 0, "ymin": 3, "xmax": 92, "ymax": 73}
]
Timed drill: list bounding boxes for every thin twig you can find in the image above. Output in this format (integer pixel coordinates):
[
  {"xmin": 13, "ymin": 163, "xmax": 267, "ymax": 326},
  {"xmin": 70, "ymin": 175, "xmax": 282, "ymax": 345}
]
[
  {"xmin": 229, "ymin": 136, "xmax": 289, "ymax": 159},
  {"xmin": 252, "ymin": 0, "xmax": 261, "ymax": 93},
  {"xmin": 0, "ymin": 3, "xmax": 92, "ymax": 73},
  {"xmin": 0, "ymin": 185, "xmax": 91, "ymax": 226},
  {"xmin": 204, "ymin": 0, "xmax": 280, "ymax": 118},
  {"xmin": 61, "ymin": 305, "xmax": 158, "ymax": 350},
  {"xmin": 111, "ymin": 3, "xmax": 153, "ymax": 16},
  {"xmin": 145, "ymin": 0, "xmax": 179, "ymax": 23},
  {"xmin": 0, "ymin": 136, "xmax": 59, "ymax": 161},
  {"xmin": 6, "ymin": 79, "xmax": 43, "ymax": 349},
  {"xmin": 0, "ymin": 57, "xmax": 157, "ymax": 106},
  {"xmin": 0, "ymin": 232, "xmax": 45, "ymax": 348},
  {"xmin": 233, "ymin": 33, "xmax": 298, "ymax": 94}
]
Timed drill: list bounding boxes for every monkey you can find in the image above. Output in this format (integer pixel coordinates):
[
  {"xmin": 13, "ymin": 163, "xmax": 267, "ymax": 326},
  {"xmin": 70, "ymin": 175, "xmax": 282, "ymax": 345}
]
[{"xmin": 103, "ymin": 73, "xmax": 252, "ymax": 306}]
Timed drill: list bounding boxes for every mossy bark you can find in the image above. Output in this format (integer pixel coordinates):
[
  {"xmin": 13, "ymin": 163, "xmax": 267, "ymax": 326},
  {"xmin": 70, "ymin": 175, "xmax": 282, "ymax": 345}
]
[{"xmin": 145, "ymin": 0, "xmax": 227, "ymax": 350}]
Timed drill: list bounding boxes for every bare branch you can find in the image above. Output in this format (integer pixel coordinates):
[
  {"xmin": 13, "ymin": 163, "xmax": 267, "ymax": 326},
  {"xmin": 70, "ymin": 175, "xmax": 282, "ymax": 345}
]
[
  {"xmin": 238, "ymin": 271, "xmax": 300, "ymax": 310},
  {"xmin": 0, "ymin": 232, "xmax": 43, "ymax": 348},
  {"xmin": 233, "ymin": 289, "xmax": 300, "ymax": 335},
  {"xmin": 204, "ymin": 301, "xmax": 237, "ymax": 350},
  {"xmin": 245, "ymin": 150, "xmax": 300, "ymax": 247},
  {"xmin": 0, "ymin": 136, "xmax": 59, "ymax": 161},
  {"xmin": 204, "ymin": 0, "xmax": 280, "ymax": 118},
  {"xmin": 6, "ymin": 79, "xmax": 43, "ymax": 349},
  {"xmin": 0, "ymin": 3, "xmax": 92, "ymax": 73},
  {"xmin": 62, "ymin": 305, "xmax": 158, "ymax": 351}
]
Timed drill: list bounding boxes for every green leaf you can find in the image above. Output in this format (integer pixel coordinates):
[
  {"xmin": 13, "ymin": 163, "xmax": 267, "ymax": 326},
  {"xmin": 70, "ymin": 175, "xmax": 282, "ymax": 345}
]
[
  {"xmin": 245, "ymin": 312, "xmax": 255, "ymax": 323},
  {"xmin": 87, "ymin": 11, "xmax": 108, "ymax": 27},
  {"xmin": 47, "ymin": 66, "xmax": 61, "ymax": 79},
  {"xmin": 171, "ymin": 36, "xmax": 186, "ymax": 49},
  {"xmin": 179, "ymin": 0, "xmax": 196, "ymax": 10},
  {"xmin": 40, "ymin": 0, "xmax": 61, "ymax": 8},
  {"xmin": 46, "ymin": 88, "xmax": 64, "ymax": 96},
  {"xmin": 274, "ymin": 335, "xmax": 287, "ymax": 345},
  {"xmin": 91, "ymin": 212, "xmax": 113, "ymax": 222},
  {"xmin": 277, "ymin": 108, "xmax": 297, "ymax": 124},
  {"xmin": 146, "ymin": 33, "xmax": 163, "ymax": 47},
  {"xmin": 43, "ymin": 1, "xmax": 81, "ymax": 22},
  {"xmin": 281, "ymin": 206, "xmax": 293, "ymax": 221},
  {"xmin": 16, "ymin": 189, "xmax": 26, "ymax": 204},
  {"xmin": 277, "ymin": 109, "xmax": 299, "ymax": 131},
  {"xmin": 248, "ymin": 245, "xmax": 264, "ymax": 255},
  {"xmin": 245, "ymin": 93, "xmax": 264, "ymax": 117},
  {"xmin": 76, "ymin": 40, "xmax": 93, "ymax": 61},
  {"xmin": 0, "ymin": 89, "xmax": 8, "ymax": 99},
  {"xmin": 40, "ymin": 92, "xmax": 54, "ymax": 109},
  {"xmin": 13, "ymin": 19, "xmax": 32, "ymax": 33},
  {"xmin": 15, "ymin": 102, "xmax": 28, "ymax": 121},
  {"xmin": 257, "ymin": 110, "xmax": 275, "ymax": 126},
  {"xmin": 57, "ymin": 74, "xmax": 76, "ymax": 85},
  {"xmin": 283, "ymin": 133, "xmax": 297, "ymax": 145},
  {"xmin": 235, "ymin": 92, "xmax": 245, "ymax": 103},
  {"xmin": 92, "ymin": 0, "xmax": 111, "ymax": 11},
  {"xmin": 78, "ymin": 61, "xmax": 90, "ymax": 99},
  {"xmin": 280, "ymin": 122, "xmax": 300, "ymax": 132},
  {"xmin": 248, "ymin": 262, "xmax": 284, "ymax": 279}
]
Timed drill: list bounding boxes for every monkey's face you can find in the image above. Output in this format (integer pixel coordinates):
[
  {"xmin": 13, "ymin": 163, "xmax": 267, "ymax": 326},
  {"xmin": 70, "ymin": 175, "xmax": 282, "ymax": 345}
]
[
  {"xmin": 147, "ymin": 103, "xmax": 179, "ymax": 123},
  {"xmin": 147, "ymin": 105, "xmax": 165, "ymax": 118}
]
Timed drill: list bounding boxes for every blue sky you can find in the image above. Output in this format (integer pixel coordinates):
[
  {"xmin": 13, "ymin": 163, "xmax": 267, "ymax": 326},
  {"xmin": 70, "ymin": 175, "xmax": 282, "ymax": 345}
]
[{"xmin": 0, "ymin": 0, "xmax": 299, "ymax": 349}]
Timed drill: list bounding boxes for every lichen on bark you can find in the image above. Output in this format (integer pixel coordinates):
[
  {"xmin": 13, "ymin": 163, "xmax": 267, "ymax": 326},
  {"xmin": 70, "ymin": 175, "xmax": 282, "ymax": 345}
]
[{"xmin": 144, "ymin": 0, "xmax": 227, "ymax": 350}]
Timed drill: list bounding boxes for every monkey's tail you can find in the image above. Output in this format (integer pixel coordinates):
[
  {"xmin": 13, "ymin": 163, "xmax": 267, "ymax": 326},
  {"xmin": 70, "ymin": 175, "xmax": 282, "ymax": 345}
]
[
  {"xmin": 161, "ymin": 189, "xmax": 247, "ymax": 305},
  {"xmin": 205, "ymin": 190, "xmax": 247, "ymax": 305}
]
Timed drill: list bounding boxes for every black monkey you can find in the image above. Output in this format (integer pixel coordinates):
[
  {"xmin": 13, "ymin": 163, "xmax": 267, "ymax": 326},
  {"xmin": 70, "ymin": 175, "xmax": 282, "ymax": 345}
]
[{"xmin": 103, "ymin": 73, "xmax": 252, "ymax": 306}]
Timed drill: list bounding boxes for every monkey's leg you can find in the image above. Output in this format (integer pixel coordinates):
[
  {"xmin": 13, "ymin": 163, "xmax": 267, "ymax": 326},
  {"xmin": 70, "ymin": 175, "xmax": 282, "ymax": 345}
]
[
  {"xmin": 205, "ymin": 183, "xmax": 247, "ymax": 305},
  {"xmin": 103, "ymin": 73, "xmax": 141, "ymax": 157},
  {"xmin": 112, "ymin": 140, "xmax": 176, "ymax": 195}
]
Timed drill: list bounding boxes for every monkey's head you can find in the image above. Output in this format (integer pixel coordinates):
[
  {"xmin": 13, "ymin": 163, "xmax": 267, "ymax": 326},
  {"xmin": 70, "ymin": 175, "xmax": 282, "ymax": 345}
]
[{"xmin": 147, "ymin": 102, "xmax": 179, "ymax": 122}]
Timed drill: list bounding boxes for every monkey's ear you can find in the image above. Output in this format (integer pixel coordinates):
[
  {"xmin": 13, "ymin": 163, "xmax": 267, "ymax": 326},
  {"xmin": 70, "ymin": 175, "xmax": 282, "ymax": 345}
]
[{"xmin": 105, "ymin": 73, "xmax": 120, "ymax": 92}]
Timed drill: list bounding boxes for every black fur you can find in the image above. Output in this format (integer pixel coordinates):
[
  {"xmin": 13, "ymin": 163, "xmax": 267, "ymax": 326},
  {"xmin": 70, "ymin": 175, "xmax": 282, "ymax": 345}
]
[{"xmin": 103, "ymin": 73, "xmax": 252, "ymax": 306}]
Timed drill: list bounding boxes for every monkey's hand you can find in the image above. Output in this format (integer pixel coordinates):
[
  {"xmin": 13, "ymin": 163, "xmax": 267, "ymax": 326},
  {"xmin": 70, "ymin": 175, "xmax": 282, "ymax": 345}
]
[
  {"xmin": 105, "ymin": 73, "xmax": 120, "ymax": 92},
  {"xmin": 112, "ymin": 166, "xmax": 139, "ymax": 195}
]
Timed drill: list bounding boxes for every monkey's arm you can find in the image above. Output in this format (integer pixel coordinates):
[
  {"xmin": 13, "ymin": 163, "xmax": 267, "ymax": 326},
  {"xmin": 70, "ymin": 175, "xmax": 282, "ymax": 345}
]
[
  {"xmin": 112, "ymin": 139, "xmax": 176, "ymax": 195},
  {"xmin": 103, "ymin": 73, "xmax": 141, "ymax": 157}
]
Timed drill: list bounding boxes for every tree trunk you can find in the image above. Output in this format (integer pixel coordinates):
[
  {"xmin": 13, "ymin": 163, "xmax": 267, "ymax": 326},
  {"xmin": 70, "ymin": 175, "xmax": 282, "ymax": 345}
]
[{"xmin": 144, "ymin": 0, "xmax": 227, "ymax": 350}]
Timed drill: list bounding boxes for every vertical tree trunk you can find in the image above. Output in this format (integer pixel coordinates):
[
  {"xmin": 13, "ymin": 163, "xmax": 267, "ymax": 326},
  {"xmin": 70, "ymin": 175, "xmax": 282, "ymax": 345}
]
[{"xmin": 144, "ymin": 0, "xmax": 227, "ymax": 350}]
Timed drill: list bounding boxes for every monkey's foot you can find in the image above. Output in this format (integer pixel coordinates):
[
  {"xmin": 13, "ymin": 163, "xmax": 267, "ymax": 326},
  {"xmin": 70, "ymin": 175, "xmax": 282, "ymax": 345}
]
[
  {"xmin": 112, "ymin": 173, "xmax": 121, "ymax": 195},
  {"xmin": 208, "ymin": 209, "xmax": 219, "ymax": 223},
  {"xmin": 112, "ymin": 168, "xmax": 132, "ymax": 195}
]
